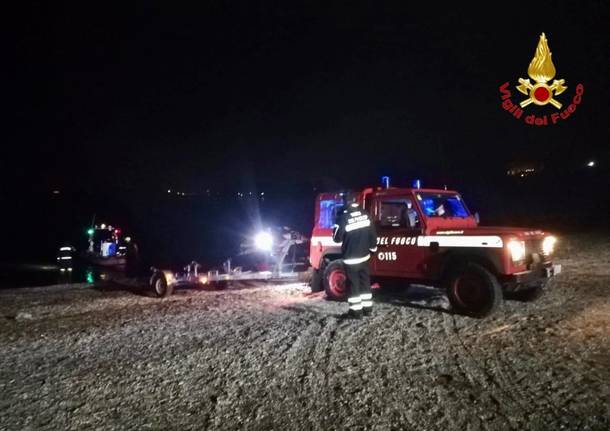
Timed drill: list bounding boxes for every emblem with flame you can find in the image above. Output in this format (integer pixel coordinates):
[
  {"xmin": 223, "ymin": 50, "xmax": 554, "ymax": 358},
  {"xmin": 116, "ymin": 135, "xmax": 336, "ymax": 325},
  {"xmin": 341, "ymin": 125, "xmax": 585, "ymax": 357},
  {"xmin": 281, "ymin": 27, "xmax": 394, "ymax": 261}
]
[{"xmin": 516, "ymin": 33, "xmax": 567, "ymax": 109}]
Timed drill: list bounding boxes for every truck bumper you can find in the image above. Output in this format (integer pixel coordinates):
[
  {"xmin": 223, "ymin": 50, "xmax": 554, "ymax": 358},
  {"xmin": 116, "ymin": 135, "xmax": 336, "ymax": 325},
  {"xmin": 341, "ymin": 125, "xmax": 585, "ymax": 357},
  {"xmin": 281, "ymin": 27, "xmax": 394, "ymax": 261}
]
[{"xmin": 503, "ymin": 263, "xmax": 562, "ymax": 291}]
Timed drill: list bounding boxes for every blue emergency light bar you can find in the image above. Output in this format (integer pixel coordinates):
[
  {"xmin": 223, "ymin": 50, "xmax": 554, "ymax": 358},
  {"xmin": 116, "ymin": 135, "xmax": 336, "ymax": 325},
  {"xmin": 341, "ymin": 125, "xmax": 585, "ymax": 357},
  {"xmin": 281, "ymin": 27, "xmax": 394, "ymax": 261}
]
[
  {"xmin": 381, "ymin": 176, "xmax": 390, "ymax": 189},
  {"xmin": 412, "ymin": 179, "xmax": 422, "ymax": 189}
]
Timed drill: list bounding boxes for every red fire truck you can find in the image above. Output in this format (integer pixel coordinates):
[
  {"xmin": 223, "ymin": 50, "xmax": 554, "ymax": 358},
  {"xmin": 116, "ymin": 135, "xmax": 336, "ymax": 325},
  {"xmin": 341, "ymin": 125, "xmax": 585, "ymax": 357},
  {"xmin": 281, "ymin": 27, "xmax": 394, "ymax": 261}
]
[{"xmin": 309, "ymin": 185, "xmax": 561, "ymax": 317}]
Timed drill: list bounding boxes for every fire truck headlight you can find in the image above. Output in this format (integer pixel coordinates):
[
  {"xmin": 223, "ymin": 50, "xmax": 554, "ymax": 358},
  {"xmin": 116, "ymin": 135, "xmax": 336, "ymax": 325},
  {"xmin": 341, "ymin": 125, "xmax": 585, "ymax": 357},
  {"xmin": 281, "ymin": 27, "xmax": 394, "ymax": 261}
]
[
  {"xmin": 507, "ymin": 240, "xmax": 526, "ymax": 262},
  {"xmin": 254, "ymin": 232, "xmax": 273, "ymax": 251},
  {"xmin": 542, "ymin": 236, "xmax": 557, "ymax": 255}
]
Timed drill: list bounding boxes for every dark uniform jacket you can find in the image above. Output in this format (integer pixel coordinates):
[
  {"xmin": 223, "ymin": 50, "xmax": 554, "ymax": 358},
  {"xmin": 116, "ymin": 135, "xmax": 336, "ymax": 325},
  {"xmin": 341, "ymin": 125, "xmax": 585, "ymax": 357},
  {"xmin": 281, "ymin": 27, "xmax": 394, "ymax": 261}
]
[{"xmin": 332, "ymin": 204, "xmax": 378, "ymax": 264}]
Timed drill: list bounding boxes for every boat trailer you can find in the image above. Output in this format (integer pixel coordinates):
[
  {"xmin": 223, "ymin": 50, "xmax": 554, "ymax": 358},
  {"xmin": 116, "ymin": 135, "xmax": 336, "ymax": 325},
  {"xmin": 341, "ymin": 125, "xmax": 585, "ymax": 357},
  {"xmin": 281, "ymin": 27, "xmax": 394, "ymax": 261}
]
[{"xmin": 149, "ymin": 227, "xmax": 310, "ymax": 297}]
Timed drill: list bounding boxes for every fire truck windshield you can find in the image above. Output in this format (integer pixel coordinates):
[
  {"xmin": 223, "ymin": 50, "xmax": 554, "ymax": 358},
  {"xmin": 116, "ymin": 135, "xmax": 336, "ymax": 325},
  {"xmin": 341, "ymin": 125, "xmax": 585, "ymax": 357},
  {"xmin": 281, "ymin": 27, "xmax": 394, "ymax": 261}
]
[{"xmin": 417, "ymin": 193, "xmax": 469, "ymax": 218}]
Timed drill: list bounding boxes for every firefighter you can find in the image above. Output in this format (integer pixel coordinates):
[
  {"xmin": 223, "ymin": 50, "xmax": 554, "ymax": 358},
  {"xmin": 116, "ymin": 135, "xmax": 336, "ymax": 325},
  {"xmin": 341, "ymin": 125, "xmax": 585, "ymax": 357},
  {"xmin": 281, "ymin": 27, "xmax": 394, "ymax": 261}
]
[{"xmin": 332, "ymin": 195, "xmax": 377, "ymax": 318}]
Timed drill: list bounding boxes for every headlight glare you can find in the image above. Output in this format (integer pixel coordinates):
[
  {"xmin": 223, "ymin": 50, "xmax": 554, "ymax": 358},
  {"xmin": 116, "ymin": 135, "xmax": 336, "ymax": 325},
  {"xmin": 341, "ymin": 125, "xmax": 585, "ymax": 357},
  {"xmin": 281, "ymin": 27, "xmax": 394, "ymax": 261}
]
[
  {"xmin": 542, "ymin": 236, "xmax": 557, "ymax": 255},
  {"xmin": 507, "ymin": 240, "xmax": 526, "ymax": 262}
]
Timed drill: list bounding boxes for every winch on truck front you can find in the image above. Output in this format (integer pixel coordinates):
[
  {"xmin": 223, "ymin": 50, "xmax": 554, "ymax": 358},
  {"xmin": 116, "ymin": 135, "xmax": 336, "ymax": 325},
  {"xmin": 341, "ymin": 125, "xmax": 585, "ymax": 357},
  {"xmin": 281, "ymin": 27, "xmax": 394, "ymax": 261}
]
[{"xmin": 309, "ymin": 184, "xmax": 561, "ymax": 317}]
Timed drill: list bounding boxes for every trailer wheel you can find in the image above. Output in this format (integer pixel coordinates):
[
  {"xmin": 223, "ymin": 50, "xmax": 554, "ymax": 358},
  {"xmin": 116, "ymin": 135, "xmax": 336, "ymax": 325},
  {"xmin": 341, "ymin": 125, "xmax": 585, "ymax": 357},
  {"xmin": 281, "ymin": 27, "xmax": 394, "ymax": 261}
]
[
  {"xmin": 298, "ymin": 268, "xmax": 313, "ymax": 284},
  {"xmin": 213, "ymin": 281, "xmax": 229, "ymax": 290},
  {"xmin": 151, "ymin": 272, "xmax": 173, "ymax": 298},
  {"xmin": 323, "ymin": 260, "xmax": 348, "ymax": 301},
  {"xmin": 445, "ymin": 263, "xmax": 502, "ymax": 318}
]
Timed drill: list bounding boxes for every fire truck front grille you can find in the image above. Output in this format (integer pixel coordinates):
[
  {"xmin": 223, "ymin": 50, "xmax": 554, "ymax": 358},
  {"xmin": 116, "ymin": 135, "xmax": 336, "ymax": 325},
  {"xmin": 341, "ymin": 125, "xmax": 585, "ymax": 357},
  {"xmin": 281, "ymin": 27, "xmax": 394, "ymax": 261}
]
[{"xmin": 525, "ymin": 239, "xmax": 545, "ymax": 265}]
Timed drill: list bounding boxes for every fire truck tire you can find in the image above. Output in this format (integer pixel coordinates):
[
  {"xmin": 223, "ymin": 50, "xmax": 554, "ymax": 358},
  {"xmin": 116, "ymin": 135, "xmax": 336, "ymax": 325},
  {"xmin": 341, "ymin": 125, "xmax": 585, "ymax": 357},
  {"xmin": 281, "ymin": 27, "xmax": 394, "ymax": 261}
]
[
  {"xmin": 323, "ymin": 260, "xmax": 348, "ymax": 301},
  {"xmin": 505, "ymin": 283, "xmax": 545, "ymax": 302},
  {"xmin": 445, "ymin": 263, "xmax": 502, "ymax": 318},
  {"xmin": 310, "ymin": 268, "xmax": 324, "ymax": 292},
  {"xmin": 151, "ymin": 273, "xmax": 173, "ymax": 298}
]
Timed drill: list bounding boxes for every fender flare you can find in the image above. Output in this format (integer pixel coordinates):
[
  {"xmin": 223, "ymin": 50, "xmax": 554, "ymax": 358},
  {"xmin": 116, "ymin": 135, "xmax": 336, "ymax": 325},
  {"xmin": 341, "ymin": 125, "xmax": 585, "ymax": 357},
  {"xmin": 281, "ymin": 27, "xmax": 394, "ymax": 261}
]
[{"xmin": 317, "ymin": 253, "xmax": 342, "ymax": 271}]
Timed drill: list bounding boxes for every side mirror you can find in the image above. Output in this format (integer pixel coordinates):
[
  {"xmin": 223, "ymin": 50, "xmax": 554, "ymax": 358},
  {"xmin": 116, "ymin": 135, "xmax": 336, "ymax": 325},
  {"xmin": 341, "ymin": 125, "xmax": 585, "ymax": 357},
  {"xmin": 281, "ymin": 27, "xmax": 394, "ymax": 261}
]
[{"xmin": 474, "ymin": 212, "xmax": 480, "ymax": 224}]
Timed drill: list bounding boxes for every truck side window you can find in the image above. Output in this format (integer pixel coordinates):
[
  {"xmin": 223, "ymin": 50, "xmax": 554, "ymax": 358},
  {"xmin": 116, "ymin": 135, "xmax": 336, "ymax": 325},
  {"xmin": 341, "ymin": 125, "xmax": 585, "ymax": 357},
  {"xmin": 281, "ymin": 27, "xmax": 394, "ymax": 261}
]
[
  {"xmin": 319, "ymin": 199, "xmax": 342, "ymax": 228},
  {"xmin": 379, "ymin": 198, "xmax": 420, "ymax": 228}
]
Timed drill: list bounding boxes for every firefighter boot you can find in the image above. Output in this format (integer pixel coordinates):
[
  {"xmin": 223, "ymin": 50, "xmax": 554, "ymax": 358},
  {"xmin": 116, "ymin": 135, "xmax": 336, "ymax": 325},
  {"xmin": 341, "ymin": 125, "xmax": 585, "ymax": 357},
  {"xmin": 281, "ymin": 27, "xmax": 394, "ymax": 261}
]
[
  {"xmin": 361, "ymin": 293, "xmax": 373, "ymax": 316},
  {"xmin": 345, "ymin": 308, "xmax": 362, "ymax": 319},
  {"xmin": 344, "ymin": 296, "xmax": 363, "ymax": 319}
]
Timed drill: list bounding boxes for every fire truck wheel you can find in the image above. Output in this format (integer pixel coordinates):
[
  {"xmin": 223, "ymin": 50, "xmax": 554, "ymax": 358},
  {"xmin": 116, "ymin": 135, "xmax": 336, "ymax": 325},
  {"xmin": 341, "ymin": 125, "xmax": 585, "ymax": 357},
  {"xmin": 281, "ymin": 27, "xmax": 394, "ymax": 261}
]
[
  {"xmin": 310, "ymin": 268, "xmax": 324, "ymax": 292},
  {"xmin": 151, "ymin": 273, "xmax": 173, "ymax": 298},
  {"xmin": 505, "ymin": 283, "xmax": 545, "ymax": 302},
  {"xmin": 445, "ymin": 263, "xmax": 502, "ymax": 318},
  {"xmin": 323, "ymin": 260, "xmax": 348, "ymax": 301}
]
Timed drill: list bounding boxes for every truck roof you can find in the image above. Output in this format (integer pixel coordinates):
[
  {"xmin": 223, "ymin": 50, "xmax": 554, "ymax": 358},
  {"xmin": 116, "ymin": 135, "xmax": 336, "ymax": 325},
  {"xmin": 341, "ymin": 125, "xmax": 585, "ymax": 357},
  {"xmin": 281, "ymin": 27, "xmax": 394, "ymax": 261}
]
[
  {"xmin": 316, "ymin": 187, "xmax": 461, "ymax": 201},
  {"xmin": 369, "ymin": 187, "xmax": 459, "ymax": 195}
]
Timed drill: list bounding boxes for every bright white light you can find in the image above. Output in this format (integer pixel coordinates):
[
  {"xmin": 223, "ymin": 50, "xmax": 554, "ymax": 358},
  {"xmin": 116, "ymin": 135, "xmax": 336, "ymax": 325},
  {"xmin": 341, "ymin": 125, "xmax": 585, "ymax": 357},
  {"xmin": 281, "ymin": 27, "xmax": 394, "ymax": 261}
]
[
  {"xmin": 507, "ymin": 240, "xmax": 526, "ymax": 262},
  {"xmin": 163, "ymin": 271, "xmax": 174, "ymax": 283},
  {"xmin": 100, "ymin": 223, "xmax": 106, "ymax": 229},
  {"xmin": 542, "ymin": 236, "xmax": 557, "ymax": 255},
  {"xmin": 254, "ymin": 232, "xmax": 274, "ymax": 251},
  {"xmin": 587, "ymin": 160, "xmax": 596, "ymax": 167}
]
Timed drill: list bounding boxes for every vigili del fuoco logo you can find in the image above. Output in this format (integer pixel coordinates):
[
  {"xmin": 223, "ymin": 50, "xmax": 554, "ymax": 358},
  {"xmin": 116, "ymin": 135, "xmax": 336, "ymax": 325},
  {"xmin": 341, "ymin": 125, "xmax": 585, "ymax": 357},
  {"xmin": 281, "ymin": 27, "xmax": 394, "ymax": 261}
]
[{"xmin": 499, "ymin": 33, "xmax": 584, "ymax": 126}]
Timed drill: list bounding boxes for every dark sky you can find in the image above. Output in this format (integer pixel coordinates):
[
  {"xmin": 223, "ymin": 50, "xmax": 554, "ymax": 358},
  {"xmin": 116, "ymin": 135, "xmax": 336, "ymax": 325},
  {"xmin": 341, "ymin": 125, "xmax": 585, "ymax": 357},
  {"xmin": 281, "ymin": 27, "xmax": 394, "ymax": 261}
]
[{"xmin": 9, "ymin": 1, "xmax": 610, "ymax": 194}]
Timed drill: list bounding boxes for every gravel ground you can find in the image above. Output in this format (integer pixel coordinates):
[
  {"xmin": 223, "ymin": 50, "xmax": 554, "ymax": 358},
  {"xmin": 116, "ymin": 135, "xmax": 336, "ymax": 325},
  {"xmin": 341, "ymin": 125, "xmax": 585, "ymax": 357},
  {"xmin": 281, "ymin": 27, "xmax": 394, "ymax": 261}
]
[{"xmin": 0, "ymin": 233, "xmax": 608, "ymax": 430}]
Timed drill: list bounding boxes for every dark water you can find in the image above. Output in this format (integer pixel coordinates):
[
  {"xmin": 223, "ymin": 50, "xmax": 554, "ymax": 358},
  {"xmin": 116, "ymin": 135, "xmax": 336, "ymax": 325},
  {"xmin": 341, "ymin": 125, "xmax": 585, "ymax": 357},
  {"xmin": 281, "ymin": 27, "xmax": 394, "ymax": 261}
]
[
  {"xmin": 0, "ymin": 189, "xmax": 316, "ymax": 289},
  {"xmin": 0, "ymin": 262, "xmax": 119, "ymax": 289}
]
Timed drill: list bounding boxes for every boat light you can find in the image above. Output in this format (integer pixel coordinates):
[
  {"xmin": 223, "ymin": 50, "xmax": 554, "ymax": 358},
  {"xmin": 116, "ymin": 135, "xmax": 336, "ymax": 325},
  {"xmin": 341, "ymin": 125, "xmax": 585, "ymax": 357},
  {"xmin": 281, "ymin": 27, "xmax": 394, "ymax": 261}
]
[{"xmin": 254, "ymin": 231, "xmax": 274, "ymax": 251}]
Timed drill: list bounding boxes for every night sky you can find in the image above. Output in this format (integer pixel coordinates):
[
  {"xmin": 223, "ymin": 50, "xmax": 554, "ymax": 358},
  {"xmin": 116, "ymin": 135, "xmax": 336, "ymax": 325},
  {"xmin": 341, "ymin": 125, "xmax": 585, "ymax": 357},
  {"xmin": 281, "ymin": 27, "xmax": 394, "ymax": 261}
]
[{"xmin": 9, "ymin": 1, "xmax": 610, "ymax": 194}]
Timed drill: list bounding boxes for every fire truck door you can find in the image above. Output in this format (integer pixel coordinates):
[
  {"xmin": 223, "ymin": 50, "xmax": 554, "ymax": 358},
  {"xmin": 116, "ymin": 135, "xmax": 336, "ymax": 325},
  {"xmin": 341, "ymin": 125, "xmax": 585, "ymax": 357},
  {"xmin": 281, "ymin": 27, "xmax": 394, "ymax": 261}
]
[{"xmin": 372, "ymin": 197, "xmax": 425, "ymax": 277}]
